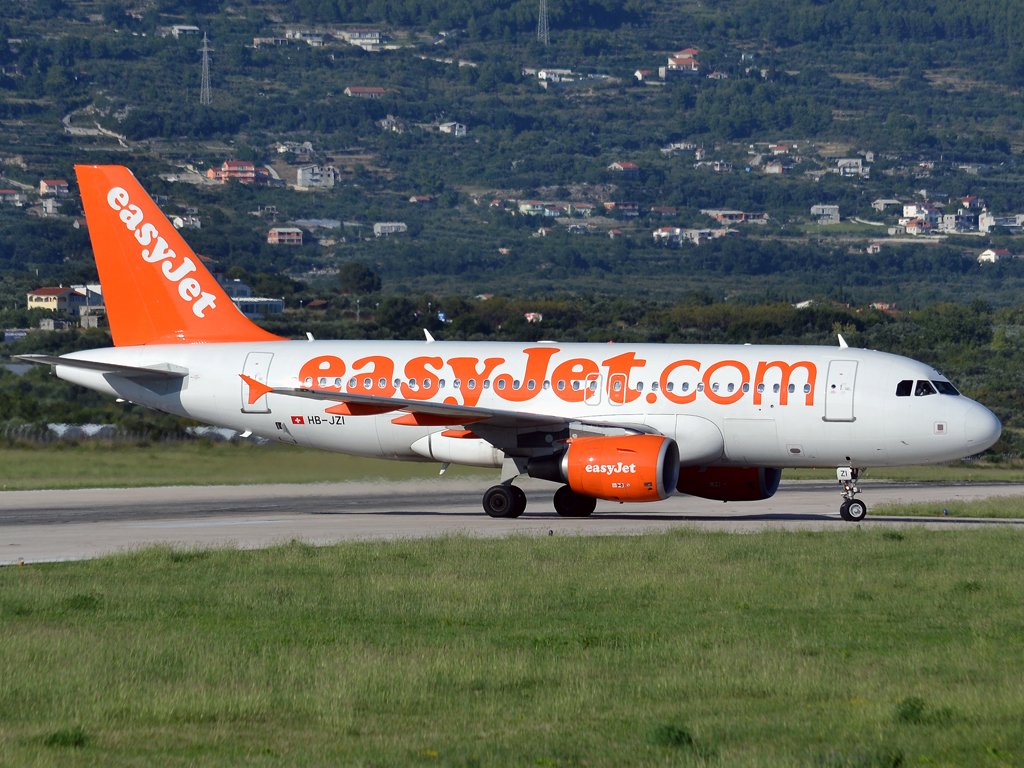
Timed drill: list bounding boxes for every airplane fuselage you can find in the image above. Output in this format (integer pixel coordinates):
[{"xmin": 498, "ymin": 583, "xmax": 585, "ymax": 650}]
[{"xmin": 54, "ymin": 340, "xmax": 1000, "ymax": 470}]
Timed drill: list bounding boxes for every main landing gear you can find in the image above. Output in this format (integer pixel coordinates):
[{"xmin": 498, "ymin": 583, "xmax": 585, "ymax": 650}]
[
  {"xmin": 552, "ymin": 485, "xmax": 597, "ymax": 518},
  {"xmin": 482, "ymin": 484, "xmax": 527, "ymax": 518},
  {"xmin": 481, "ymin": 483, "xmax": 597, "ymax": 518},
  {"xmin": 837, "ymin": 467, "xmax": 867, "ymax": 522}
]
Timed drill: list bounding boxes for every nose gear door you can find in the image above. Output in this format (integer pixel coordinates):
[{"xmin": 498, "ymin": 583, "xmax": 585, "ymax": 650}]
[{"xmin": 824, "ymin": 360, "xmax": 857, "ymax": 422}]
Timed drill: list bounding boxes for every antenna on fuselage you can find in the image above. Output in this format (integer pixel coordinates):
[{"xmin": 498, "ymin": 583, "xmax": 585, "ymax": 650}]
[{"xmin": 837, "ymin": 334, "xmax": 849, "ymax": 348}]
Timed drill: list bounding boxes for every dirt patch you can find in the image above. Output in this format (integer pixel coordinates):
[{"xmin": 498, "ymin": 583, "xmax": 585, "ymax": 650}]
[{"xmin": 833, "ymin": 73, "xmax": 896, "ymax": 90}]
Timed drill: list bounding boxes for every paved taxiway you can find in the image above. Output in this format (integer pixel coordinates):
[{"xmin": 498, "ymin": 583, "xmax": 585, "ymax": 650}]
[{"xmin": 2, "ymin": 479, "xmax": 1023, "ymax": 565}]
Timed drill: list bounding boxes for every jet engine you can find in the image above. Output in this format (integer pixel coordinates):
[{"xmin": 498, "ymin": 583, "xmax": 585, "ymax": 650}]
[
  {"xmin": 528, "ymin": 434, "xmax": 680, "ymax": 502},
  {"xmin": 676, "ymin": 466, "xmax": 782, "ymax": 501}
]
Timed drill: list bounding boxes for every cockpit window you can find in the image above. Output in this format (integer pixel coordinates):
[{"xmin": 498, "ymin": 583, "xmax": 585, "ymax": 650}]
[
  {"xmin": 915, "ymin": 380, "xmax": 937, "ymax": 396},
  {"xmin": 932, "ymin": 380, "xmax": 960, "ymax": 396},
  {"xmin": 895, "ymin": 380, "xmax": 912, "ymax": 397}
]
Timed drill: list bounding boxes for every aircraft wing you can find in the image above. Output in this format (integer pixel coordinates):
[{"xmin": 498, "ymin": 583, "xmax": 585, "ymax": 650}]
[
  {"xmin": 267, "ymin": 383, "xmax": 566, "ymax": 429},
  {"xmin": 246, "ymin": 375, "xmax": 648, "ymax": 435},
  {"xmin": 14, "ymin": 355, "xmax": 188, "ymax": 381}
]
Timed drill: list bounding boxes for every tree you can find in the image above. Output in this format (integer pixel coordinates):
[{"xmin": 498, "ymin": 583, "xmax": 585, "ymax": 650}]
[{"xmin": 338, "ymin": 262, "xmax": 382, "ymax": 294}]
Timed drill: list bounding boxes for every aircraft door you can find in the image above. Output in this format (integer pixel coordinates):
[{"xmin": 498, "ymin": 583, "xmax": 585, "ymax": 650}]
[
  {"xmin": 241, "ymin": 352, "xmax": 274, "ymax": 413},
  {"xmin": 585, "ymin": 373, "xmax": 602, "ymax": 405},
  {"xmin": 608, "ymin": 372, "xmax": 627, "ymax": 405},
  {"xmin": 824, "ymin": 360, "xmax": 858, "ymax": 422}
]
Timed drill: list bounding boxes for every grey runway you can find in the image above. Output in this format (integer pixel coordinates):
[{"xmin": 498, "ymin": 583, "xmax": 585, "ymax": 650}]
[{"xmin": 2, "ymin": 478, "xmax": 1023, "ymax": 565}]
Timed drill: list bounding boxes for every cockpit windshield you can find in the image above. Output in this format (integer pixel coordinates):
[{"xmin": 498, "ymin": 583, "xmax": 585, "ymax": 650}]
[
  {"xmin": 915, "ymin": 380, "xmax": 937, "ymax": 396},
  {"xmin": 932, "ymin": 380, "xmax": 960, "ymax": 396}
]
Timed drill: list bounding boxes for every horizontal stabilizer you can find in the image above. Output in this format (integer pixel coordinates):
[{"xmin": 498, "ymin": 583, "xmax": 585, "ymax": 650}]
[{"xmin": 14, "ymin": 355, "xmax": 188, "ymax": 381}]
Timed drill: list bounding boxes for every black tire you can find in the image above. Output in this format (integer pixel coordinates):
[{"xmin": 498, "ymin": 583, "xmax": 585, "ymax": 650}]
[
  {"xmin": 839, "ymin": 500, "xmax": 852, "ymax": 521},
  {"xmin": 553, "ymin": 485, "xmax": 597, "ymax": 518},
  {"xmin": 845, "ymin": 498, "xmax": 867, "ymax": 522},
  {"xmin": 483, "ymin": 485, "xmax": 518, "ymax": 518},
  {"xmin": 509, "ymin": 485, "xmax": 527, "ymax": 518}
]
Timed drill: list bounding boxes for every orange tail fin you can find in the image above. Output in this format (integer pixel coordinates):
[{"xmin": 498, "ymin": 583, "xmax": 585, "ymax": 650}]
[{"xmin": 76, "ymin": 165, "xmax": 284, "ymax": 346}]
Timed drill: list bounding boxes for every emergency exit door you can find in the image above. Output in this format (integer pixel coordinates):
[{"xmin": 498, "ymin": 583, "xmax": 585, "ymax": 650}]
[
  {"xmin": 824, "ymin": 360, "xmax": 857, "ymax": 422},
  {"xmin": 241, "ymin": 352, "xmax": 274, "ymax": 413}
]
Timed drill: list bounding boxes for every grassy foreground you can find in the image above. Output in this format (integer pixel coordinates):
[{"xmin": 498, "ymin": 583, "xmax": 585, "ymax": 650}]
[
  {"xmin": 0, "ymin": 442, "xmax": 1020, "ymax": 490},
  {"xmin": 2, "ymin": 530, "xmax": 1024, "ymax": 766},
  {"xmin": 874, "ymin": 496, "xmax": 1024, "ymax": 519},
  {"xmin": 0, "ymin": 442, "xmax": 493, "ymax": 490}
]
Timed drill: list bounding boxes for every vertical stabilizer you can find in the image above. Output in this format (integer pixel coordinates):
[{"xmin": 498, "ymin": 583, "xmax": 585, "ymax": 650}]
[{"xmin": 76, "ymin": 164, "xmax": 284, "ymax": 346}]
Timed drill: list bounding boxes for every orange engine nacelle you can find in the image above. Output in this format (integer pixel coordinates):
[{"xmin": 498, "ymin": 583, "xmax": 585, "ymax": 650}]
[
  {"xmin": 676, "ymin": 466, "xmax": 782, "ymax": 502},
  {"xmin": 562, "ymin": 435, "xmax": 680, "ymax": 502}
]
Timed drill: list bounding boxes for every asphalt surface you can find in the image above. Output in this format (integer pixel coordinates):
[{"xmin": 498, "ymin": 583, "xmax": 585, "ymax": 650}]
[{"xmin": 2, "ymin": 479, "xmax": 1023, "ymax": 565}]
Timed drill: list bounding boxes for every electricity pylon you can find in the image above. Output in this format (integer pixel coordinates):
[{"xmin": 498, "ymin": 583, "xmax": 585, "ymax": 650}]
[{"xmin": 199, "ymin": 33, "xmax": 213, "ymax": 105}]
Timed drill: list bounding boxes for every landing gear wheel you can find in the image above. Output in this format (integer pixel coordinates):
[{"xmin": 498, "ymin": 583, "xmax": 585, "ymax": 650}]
[
  {"xmin": 553, "ymin": 485, "xmax": 597, "ymax": 518},
  {"xmin": 839, "ymin": 500, "xmax": 851, "ymax": 521},
  {"xmin": 509, "ymin": 485, "xmax": 527, "ymax": 518},
  {"xmin": 845, "ymin": 498, "xmax": 867, "ymax": 522},
  {"xmin": 483, "ymin": 485, "xmax": 518, "ymax": 518}
]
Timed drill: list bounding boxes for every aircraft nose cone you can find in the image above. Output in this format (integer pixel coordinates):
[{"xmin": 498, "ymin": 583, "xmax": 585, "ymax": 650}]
[{"xmin": 965, "ymin": 405, "xmax": 1001, "ymax": 453}]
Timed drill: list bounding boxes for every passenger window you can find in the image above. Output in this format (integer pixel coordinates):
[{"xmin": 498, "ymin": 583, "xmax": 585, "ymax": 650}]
[
  {"xmin": 932, "ymin": 380, "xmax": 960, "ymax": 396},
  {"xmin": 895, "ymin": 380, "xmax": 912, "ymax": 397},
  {"xmin": 915, "ymin": 380, "xmax": 937, "ymax": 396},
  {"xmin": 636, "ymin": 381, "xmax": 643, "ymax": 391}
]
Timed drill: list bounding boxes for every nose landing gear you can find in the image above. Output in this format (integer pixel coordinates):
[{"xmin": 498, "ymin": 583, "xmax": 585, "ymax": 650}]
[{"xmin": 837, "ymin": 467, "xmax": 867, "ymax": 521}]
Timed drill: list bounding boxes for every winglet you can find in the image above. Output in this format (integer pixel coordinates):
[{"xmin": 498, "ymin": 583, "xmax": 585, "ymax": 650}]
[
  {"xmin": 838, "ymin": 334, "xmax": 849, "ymax": 349},
  {"xmin": 239, "ymin": 374, "xmax": 274, "ymax": 405}
]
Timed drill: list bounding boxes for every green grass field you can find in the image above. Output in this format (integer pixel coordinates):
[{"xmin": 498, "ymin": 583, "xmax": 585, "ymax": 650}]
[
  {"xmin": 874, "ymin": 496, "xmax": 1024, "ymax": 519},
  {"xmin": 0, "ymin": 442, "xmax": 494, "ymax": 490},
  {"xmin": 0, "ymin": 442, "xmax": 1020, "ymax": 491},
  {"xmin": 2, "ymin": 530, "xmax": 1023, "ymax": 766}
]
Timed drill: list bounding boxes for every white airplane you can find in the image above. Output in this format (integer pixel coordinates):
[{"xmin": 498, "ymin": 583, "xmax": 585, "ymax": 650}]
[{"xmin": 17, "ymin": 166, "xmax": 1001, "ymax": 521}]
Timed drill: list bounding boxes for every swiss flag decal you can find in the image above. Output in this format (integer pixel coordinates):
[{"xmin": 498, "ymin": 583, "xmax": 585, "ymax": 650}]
[{"xmin": 291, "ymin": 416, "xmax": 305, "ymax": 425}]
